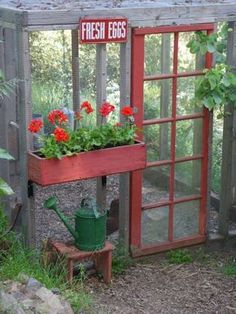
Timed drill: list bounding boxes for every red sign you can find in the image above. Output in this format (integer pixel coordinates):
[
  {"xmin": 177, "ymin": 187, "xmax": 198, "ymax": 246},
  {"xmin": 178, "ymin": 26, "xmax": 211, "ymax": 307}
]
[{"xmin": 80, "ymin": 18, "xmax": 128, "ymax": 44}]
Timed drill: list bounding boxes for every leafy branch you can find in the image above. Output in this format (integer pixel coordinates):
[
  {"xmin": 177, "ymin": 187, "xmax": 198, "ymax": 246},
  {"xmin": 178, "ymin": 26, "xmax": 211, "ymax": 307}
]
[
  {"xmin": 187, "ymin": 26, "xmax": 236, "ymax": 115},
  {"xmin": 0, "ymin": 70, "xmax": 16, "ymax": 100}
]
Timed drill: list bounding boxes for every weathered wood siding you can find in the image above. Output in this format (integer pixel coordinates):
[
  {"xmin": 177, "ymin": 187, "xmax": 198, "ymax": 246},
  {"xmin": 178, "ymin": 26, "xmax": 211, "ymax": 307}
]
[{"xmin": 219, "ymin": 21, "xmax": 236, "ymax": 236}]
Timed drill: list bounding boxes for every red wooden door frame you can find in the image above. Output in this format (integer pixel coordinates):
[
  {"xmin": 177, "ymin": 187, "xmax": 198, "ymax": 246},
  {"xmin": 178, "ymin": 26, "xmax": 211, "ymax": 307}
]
[{"xmin": 130, "ymin": 24, "xmax": 214, "ymax": 257}]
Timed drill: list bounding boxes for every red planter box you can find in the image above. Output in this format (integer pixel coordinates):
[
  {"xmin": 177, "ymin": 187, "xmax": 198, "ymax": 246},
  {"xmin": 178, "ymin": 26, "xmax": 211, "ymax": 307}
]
[{"xmin": 28, "ymin": 141, "xmax": 146, "ymax": 186}]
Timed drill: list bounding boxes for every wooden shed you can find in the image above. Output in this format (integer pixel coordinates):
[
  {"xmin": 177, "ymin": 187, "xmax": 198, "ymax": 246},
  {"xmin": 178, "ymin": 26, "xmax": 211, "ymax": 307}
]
[{"xmin": 1, "ymin": 0, "xmax": 236, "ymax": 257}]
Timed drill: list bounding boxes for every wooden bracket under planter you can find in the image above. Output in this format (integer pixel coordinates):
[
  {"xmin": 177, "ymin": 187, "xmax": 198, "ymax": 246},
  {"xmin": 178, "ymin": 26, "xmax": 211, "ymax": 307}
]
[{"xmin": 28, "ymin": 141, "xmax": 146, "ymax": 186}]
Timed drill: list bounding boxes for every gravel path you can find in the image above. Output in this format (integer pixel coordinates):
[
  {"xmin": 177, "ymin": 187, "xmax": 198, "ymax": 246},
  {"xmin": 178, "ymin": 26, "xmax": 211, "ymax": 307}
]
[
  {"xmin": 34, "ymin": 176, "xmax": 120, "ymax": 247},
  {"xmin": 33, "ymin": 180, "xmax": 236, "ymax": 314},
  {"xmin": 87, "ymin": 255, "xmax": 236, "ymax": 314}
]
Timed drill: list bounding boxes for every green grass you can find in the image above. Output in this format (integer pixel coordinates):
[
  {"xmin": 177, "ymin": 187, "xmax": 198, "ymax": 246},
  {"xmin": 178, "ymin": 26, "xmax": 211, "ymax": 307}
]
[
  {"xmin": 0, "ymin": 238, "xmax": 92, "ymax": 311},
  {"xmin": 222, "ymin": 263, "xmax": 236, "ymax": 277},
  {"xmin": 112, "ymin": 245, "xmax": 134, "ymax": 275},
  {"xmin": 32, "ymin": 82, "xmax": 71, "ymax": 116},
  {"xmin": 220, "ymin": 253, "xmax": 236, "ymax": 277},
  {"xmin": 0, "ymin": 206, "xmax": 92, "ymax": 312},
  {"xmin": 166, "ymin": 249, "xmax": 193, "ymax": 264}
]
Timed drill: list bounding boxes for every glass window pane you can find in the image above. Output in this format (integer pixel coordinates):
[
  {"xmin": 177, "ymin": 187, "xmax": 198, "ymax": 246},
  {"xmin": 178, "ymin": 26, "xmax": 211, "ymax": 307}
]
[
  {"xmin": 144, "ymin": 33, "xmax": 174, "ymax": 76},
  {"xmin": 142, "ymin": 166, "xmax": 170, "ymax": 206},
  {"xmin": 144, "ymin": 79, "xmax": 172, "ymax": 120},
  {"xmin": 142, "ymin": 206, "xmax": 169, "ymax": 245},
  {"xmin": 176, "ymin": 77, "xmax": 202, "ymax": 116},
  {"xmin": 176, "ymin": 119, "xmax": 202, "ymax": 158},
  {"xmin": 174, "ymin": 200, "xmax": 200, "ymax": 239},
  {"xmin": 175, "ymin": 160, "xmax": 201, "ymax": 198},
  {"xmin": 143, "ymin": 123, "xmax": 171, "ymax": 162},
  {"xmin": 178, "ymin": 32, "xmax": 204, "ymax": 72}
]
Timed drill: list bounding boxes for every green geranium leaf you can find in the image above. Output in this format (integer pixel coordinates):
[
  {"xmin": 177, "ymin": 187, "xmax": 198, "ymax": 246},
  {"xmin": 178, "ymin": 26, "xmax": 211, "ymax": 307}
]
[
  {"xmin": 0, "ymin": 148, "xmax": 14, "ymax": 160},
  {"xmin": 222, "ymin": 76, "xmax": 231, "ymax": 87},
  {"xmin": 0, "ymin": 178, "xmax": 14, "ymax": 196},
  {"xmin": 207, "ymin": 43, "xmax": 216, "ymax": 53}
]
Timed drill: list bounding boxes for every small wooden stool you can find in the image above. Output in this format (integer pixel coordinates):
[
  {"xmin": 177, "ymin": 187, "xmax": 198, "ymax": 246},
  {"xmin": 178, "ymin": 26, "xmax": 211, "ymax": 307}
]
[{"xmin": 49, "ymin": 240, "xmax": 113, "ymax": 284}]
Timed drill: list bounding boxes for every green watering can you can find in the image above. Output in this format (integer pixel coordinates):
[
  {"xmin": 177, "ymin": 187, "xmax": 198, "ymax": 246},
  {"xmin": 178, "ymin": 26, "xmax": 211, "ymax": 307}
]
[{"xmin": 44, "ymin": 197, "xmax": 107, "ymax": 251}]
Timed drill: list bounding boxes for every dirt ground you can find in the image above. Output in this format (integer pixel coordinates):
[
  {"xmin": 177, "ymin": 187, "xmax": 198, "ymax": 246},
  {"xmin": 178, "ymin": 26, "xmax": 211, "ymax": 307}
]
[
  {"xmin": 32, "ymin": 180, "xmax": 236, "ymax": 313},
  {"xmin": 86, "ymin": 251, "xmax": 236, "ymax": 314}
]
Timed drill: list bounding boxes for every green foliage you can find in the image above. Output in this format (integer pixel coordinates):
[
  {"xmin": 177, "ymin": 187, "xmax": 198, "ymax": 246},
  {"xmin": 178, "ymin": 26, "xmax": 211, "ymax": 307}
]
[
  {"xmin": 187, "ymin": 27, "xmax": 236, "ymax": 113},
  {"xmin": 166, "ymin": 249, "xmax": 193, "ymax": 264},
  {"xmin": 187, "ymin": 30, "xmax": 219, "ymax": 55},
  {"xmin": 211, "ymin": 112, "xmax": 223, "ymax": 192},
  {"xmin": 30, "ymin": 32, "xmax": 121, "ymax": 112},
  {"xmin": 219, "ymin": 254, "xmax": 236, "ymax": 277},
  {"xmin": 187, "ymin": 25, "xmax": 235, "ymax": 193},
  {"xmin": 32, "ymin": 83, "xmax": 66, "ymax": 115},
  {"xmin": 0, "ymin": 148, "xmax": 14, "ymax": 161},
  {"xmin": 40, "ymin": 121, "xmax": 136, "ymax": 159},
  {"xmin": 187, "ymin": 23, "xmax": 229, "ymax": 63},
  {"xmin": 222, "ymin": 263, "xmax": 236, "ymax": 277},
  {"xmin": 112, "ymin": 246, "xmax": 134, "ymax": 275},
  {"xmin": 63, "ymin": 289, "xmax": 92, "ymax": 312},
  {"xmin": 0, "ymin": 149, "xmax": 14, "ymax": 196},
  {"xmin": 195, "ymin": 64, "xmax": 236, "ymax": 113},
  {"xmin": 0, "ymin": 206, "xmax": 7, "ymax": 233},
  {"xmin": 0, "ymin": 70, "xmax": 16, "ymax": 100},
  {"xmin": 0, "ymin": 219, "xmax": 92, "ymax": 312}
]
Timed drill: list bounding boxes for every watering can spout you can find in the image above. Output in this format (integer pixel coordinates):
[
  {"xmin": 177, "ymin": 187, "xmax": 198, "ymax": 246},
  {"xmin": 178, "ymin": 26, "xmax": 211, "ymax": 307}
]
[{"xmin": 44, "ymin": 197, "xmax": 78, "ymax": 241}]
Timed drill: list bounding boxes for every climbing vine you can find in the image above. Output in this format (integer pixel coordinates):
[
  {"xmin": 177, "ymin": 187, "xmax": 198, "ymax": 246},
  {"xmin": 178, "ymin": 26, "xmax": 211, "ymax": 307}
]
[{"xmin": 187, "ymin": 25, "xmax": 236, "ymax": 117}]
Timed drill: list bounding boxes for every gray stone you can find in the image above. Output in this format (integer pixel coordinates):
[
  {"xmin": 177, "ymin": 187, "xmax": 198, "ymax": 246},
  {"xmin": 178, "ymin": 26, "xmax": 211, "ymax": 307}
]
[
  {"xmin": 26, "ymin": 278, "xmax": 43, "ymax": 289},
  {"xmin": 51, "ymin": 287, "xmax": 61, "ymax": 295},
  {"xmin": 35, "ymin": 287, "xmax": 66, "ymax": 313},
  {"xmin": 0, "ymin": 290, "xmax": 26, "ymax": 313},
  {"xmin": 0, "ymin": 279, "xmax": 74, "ymax": 314},
  {"xmin": 21, "ymin": 298, "xmax": 35, "ymax": 310}
]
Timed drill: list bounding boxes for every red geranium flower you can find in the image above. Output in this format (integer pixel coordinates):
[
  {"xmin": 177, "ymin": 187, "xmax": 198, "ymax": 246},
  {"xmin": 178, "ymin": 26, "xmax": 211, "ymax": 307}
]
[
  {"xmin": 48, "ymin": 110, "xmax": 68, "ymax": 125},
  {"xmin": 53, "ymin": 127, "xmax": 70, "ymax": 142},
  {"xmin": 80, "ymin": 101, "xmax": 94, "ymax": 114},
  {"xmin": 28, "ymin": 119, "xmax": 43, "ymax": 133},
  {"xmin": 99, "ymin": 102, "xmax": 115, "ymax": 117},
  {"xmin": 121, "ymin": 106, "xmax": 134, "ymax": 116}
]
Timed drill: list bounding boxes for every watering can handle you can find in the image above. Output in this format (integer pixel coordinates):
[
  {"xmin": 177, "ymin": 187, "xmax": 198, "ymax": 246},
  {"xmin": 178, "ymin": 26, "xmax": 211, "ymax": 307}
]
[{"xmin": 80, "ymin": 198, "xmax": 105, "ymax": 218}]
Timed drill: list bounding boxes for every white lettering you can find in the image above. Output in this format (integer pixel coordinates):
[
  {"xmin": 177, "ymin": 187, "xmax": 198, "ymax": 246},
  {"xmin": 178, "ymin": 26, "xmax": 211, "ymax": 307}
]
[
  {"xmin": 121, "ymin": 21, "xmax": 126, "ymax": 38},
  {"xmin": 100, "ymin": 22, "xmax": 105, "ymax": 39},
  {"xmin": 81, "ymin": 19, "xmax": 127, "ymax": 42},
  {"xmin": 107, "ymin": 20, "xmax": 127, "ymax": 39},
  {"xmin": 81, "ymin": 22, "xmax": 87, "ymax": 40},
  {"xmin": 108, "ymin": 21, "xmax": 113, "ymax": 39},
  {"xmin": 86, "ymin": 22, "xmax": 91, "ymax": 40}
]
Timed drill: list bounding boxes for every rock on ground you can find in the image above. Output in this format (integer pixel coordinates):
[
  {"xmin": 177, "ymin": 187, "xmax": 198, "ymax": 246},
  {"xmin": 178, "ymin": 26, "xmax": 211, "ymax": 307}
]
[{"xmin": 0, "ymin": 276, "xmax": 73, "ymax": 314}]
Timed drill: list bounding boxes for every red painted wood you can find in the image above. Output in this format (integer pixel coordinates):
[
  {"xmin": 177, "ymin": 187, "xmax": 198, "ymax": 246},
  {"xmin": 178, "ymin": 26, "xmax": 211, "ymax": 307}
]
[
  {"xmin": 198, "ymin": 29, "xmax": 213, "ymax": 235},
  {"xmin": 131, "ymin": 235, "xmax": 206, "ymax": 257},
  {"xmin": 142, "ymin": 194, "xmax": 202, "ymax": 211},
  {"xmin": 28, "ymin": 141, "xmax": 146, "ymax": 186},
  {"xmin": 51, "ymin": 240, "xmax": 113, "ymax": 284},
  {"xmin": 133, "ymin": 24, "xmax": 214, "ymax": 35},
  {"xmin": 130, "ymin": 23, "xmax": 214, "ymax": 255},
  {"xmin": 130, "ymin": 30, "xmax": 145, "ymax": 248},
  {"xmin": 144, "ymin": 70, "xmax": 204, "ymax": 81}
]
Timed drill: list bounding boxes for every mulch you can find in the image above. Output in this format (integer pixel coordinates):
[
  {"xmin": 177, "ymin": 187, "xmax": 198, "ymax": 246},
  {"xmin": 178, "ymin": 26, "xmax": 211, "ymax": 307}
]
[{"xmin": 87, "ymin": 253, "xmax": 236, "ymax": 314}]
